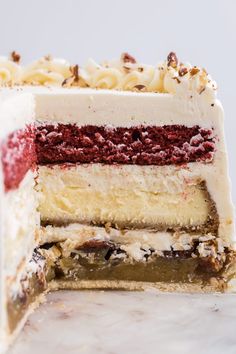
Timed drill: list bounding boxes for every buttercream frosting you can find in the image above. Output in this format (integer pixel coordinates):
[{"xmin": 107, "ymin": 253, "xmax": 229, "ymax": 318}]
[{"xmin": 0, "ymin": 52, "xmax": 217, "ymax": 100}]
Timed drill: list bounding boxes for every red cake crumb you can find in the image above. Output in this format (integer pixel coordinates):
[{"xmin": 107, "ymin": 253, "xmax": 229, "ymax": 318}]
[
  {"xmin": 35, "ymin": 124, "xmax": 215, "ymax": 165},
  {"xmin": 1, "ymin": 125, "xmax": 36, "ymax": 192}
]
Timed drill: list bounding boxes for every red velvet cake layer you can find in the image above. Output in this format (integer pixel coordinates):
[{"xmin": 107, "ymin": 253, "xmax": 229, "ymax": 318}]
[
  {"xmin": 36, "ymin": 124, "xmax": 215, "ymax": 165},
  {"xmin": 1, "ymin": 125, "xmax": 36, "ymax": 192}
]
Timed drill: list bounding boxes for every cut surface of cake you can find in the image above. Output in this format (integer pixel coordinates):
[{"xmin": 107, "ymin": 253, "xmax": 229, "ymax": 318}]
[
  {"xmin": 0, "ymin": 92, "xmax": 45, "ymax": 350},
  {"xmin": 0, "ymin": 51, "xmax": 235, "ymax": 350}
]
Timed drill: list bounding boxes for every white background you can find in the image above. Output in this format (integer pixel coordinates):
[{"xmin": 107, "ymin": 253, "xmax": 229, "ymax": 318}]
[{"xmin": 0, "ymin": 0, "xmax": 235, "ymax": 207}]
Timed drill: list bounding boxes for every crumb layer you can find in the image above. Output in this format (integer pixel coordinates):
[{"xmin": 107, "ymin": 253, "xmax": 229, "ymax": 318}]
[
  {"xmin": 36, "ymin": 124, "xmax": 215, "ymax": 165},
  {"xmin": 1, "ymin": 125, "xmax": 36, "ymax": 191}
]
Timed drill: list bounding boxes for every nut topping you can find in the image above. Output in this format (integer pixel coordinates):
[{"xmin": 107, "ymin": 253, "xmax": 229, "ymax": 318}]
[
  {"xmin": 10, "ymin": 51, "xmax": 21, "ymax": 63},
  {"xmin": 190, "ymin": 67, "xmax": 200, "ymax": 76},
  {"xmin": 121, "ymin": 52, "xmax": 136, "ymax": 64},
  {"xmin": 134, "ymin": 84, "xmax": 146, "ymax": 90},
  {"xmin": 179, "ymin": 66, "xmax": 188, "ymax": 77},
  {"xmin": 70, "ymin": 64, "xmax": 79, "ymax": 82},
  {"xmin": 167, "ymin": 52, "xmax": 178, "ymax": 68}
]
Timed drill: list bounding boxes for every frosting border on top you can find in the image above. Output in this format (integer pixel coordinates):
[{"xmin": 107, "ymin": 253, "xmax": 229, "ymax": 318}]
[{"xmin": 0, "ymin": 52, "xmax": 217, "ymax": 101}]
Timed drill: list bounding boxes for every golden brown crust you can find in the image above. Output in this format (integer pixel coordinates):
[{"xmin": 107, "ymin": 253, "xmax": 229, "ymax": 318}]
[{"xmin": 48, "ymin": 279, "xmax": 227, "ymax": 293}]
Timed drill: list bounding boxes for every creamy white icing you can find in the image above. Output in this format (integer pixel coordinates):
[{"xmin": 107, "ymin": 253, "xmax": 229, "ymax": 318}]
[
  {"xmin": 0, "ymin": 56, "xmax": 22, "ymax": 85},
  {"xmin": 0, "ymin": 52, "xmax": 217, "ymax": 99},
  {"xmin": 0, "ymin": 91, "xmax": 35, "ymax": 139},
  {"xmin": 22, "ymin": 56, "xmax": 71, "ymax": 85},
  {"xmin": 3, "ymin": 170, "xmax": 39, "ymax": 279}
]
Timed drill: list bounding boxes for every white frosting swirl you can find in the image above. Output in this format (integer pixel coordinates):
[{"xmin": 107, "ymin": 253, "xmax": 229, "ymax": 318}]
[
  {"xmin": 122, "ymin": 65, "xmax": 162, "ymax": 91},
  {"xmin": 0, "ymin": 56, "xmax": 22, "ymax": 84},
  {"xmin": 162, "ymin": 62, "xmax": 217, "ymax": 101},
  {"xmin": 0, "ymin": 52, "xmax": 218, "ymax": 99},
  {"xmin": 85, "ymin": 59, "xmax": 122, "ymax": 89},
  {"xmin": 22, "ymin": 57, "xmax": 71, "ymax": 85},
  {"xmin": 85, "ymin": 59, "xmax": 163, "ymax": 92}
]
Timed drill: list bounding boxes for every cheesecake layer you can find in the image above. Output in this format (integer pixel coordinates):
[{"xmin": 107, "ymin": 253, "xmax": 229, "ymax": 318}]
[
  {"xmin": 38, "ymin": 164, "xmax": 218, "ymax": 233},
  {"xmin": 36, "ymin": 124, "xmax": 215, "ymax": 165}
]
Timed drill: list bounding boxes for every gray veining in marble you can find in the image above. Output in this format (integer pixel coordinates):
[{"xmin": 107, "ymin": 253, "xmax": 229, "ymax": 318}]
[{"xmin": 8, "ymin": 290, "xmax": 236, "ymax": 354}]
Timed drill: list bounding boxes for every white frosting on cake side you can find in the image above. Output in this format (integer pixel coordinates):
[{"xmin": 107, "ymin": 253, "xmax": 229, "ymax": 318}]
[
  {"xmin": 0, "ymin": 92, "xmax": 37, "ymax": 345},
  {"xmin": 3, "ymin": 170, "xmax": 39, "ymax": 280},
  {"xmin": 0, "ymin": 91, "xmax": 35, "ymax": 139}
]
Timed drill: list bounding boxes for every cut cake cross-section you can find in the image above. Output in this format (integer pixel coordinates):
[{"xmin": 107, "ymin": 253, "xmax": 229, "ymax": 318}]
[{"xmin": 0, "ymin": 51, "xmax": 235, "ymax": 352}]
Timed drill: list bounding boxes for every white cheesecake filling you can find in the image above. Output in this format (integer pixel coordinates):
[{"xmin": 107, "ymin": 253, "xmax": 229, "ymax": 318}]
[{"xmin": 38, "ymin": 164, "xmax": 216, "ymax": 231}]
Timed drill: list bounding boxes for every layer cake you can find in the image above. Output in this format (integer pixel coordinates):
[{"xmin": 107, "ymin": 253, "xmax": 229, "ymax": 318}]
[{"xmin": 0, "ymin": 51, "xmax": 235, "ymax": 350}]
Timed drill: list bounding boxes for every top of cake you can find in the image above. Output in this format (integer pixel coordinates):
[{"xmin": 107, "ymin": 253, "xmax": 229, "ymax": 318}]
[{"xmin": 0, "ymin": 51, "xmax": 217, "ymax": 101}]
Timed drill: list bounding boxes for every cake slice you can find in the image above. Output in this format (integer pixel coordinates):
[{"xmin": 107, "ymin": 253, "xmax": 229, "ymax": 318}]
[
  {"xmin": 0, "ymin": 51, "xmax": 235, "ymax": 351},
  {"xmin": 34, "ymin": 84, "xmax": 235, "ymax": 292}
]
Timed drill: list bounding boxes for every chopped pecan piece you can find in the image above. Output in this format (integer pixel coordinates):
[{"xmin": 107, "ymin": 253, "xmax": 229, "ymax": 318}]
[
  {"xmin": 10, "ymin": 51, "xmax": 21, "ymax": 63},
  {"xmin": 167, "ymin": 52, "xmax": 178, "ymax": 68},
  {"xmin": 134, "ymin": 84, "xmax": 146, "ymax": 90},
  {"xmin": 44, "ymin": 54, "xmax": 52, "ymax": 61},
  {"xmin": 121, "ymin": 52, "xmax": 136, "ymax": 64},
  {"xmin": 190, "ymin": 67, "xmax": 200, "ymax": 76},
  {"xmin": 179, "ymin": 66, "xmax": 188, "ymax": 77},
  {"xmin": 173, "ymin": 77, "xmax": 181, "ymax": 84},
  {"xmin": 62, "ymin": 77, "xmax": 74, "ymax": 87},
  {"xmin": 70, "ymin": 64, "xmax": 79, "ymax": 82}
]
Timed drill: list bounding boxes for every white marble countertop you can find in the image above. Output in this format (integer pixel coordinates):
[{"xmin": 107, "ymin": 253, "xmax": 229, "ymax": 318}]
[{"xmin": 8, "ymin": 290, "xmax": 236, "ymax": 354}]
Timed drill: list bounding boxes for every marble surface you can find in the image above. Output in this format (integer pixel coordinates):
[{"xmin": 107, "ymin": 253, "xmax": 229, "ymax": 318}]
[{"xmin": 8, "ymin": 290, "xmax": 236, "ymax": 354}]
